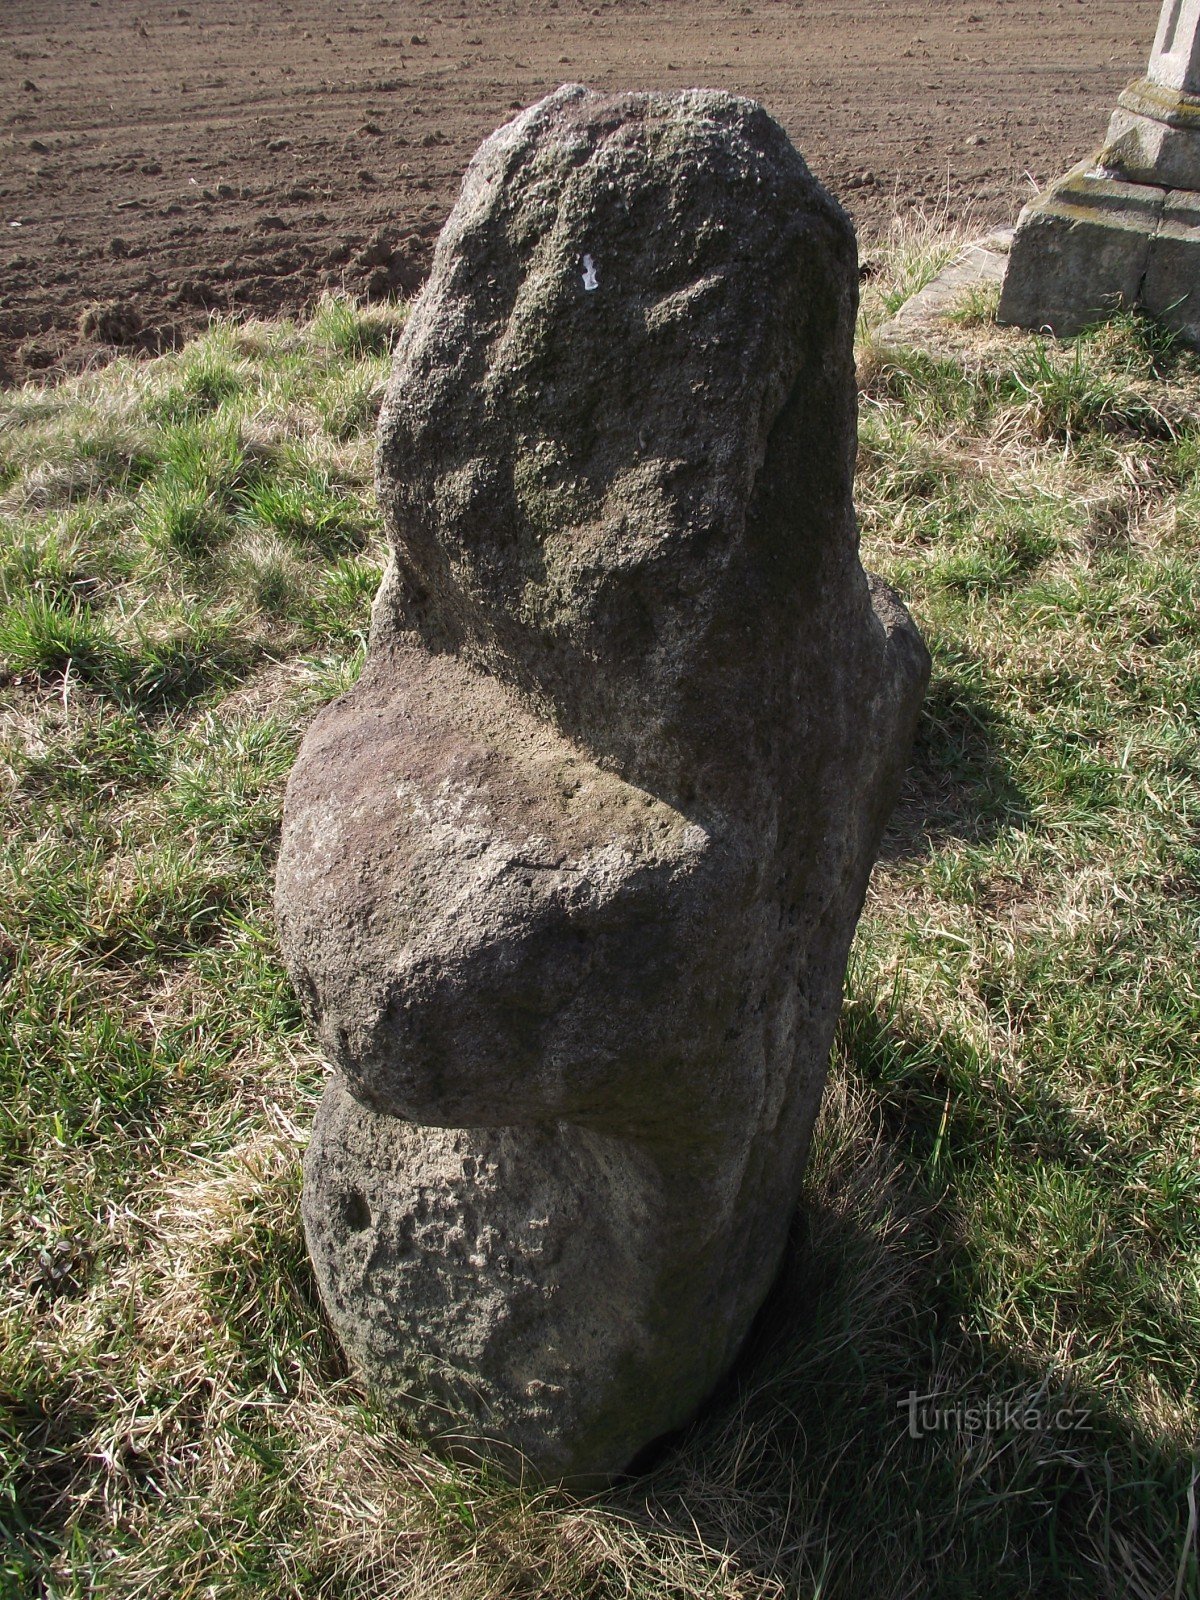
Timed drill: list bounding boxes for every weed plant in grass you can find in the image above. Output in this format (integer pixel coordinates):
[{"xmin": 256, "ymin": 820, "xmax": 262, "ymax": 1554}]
[{"xmin": 1, "ymin": 260, "xmax": 1198, "ymax": 1600}]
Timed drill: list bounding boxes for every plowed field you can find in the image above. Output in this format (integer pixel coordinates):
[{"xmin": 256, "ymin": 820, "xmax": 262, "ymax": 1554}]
[{"xmin": 1, "ymin": 0, "xmax": 1159, "ymax": 384}]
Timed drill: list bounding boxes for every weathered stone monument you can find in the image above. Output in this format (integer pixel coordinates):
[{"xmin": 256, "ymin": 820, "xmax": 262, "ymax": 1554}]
[
  {"xmin": 1000, "ymin": 0, "xmax": 1200, "ymax": 344},
  {"xmin": 276, "ymin": 84, "xmax": 929, "ymax": 1483}
]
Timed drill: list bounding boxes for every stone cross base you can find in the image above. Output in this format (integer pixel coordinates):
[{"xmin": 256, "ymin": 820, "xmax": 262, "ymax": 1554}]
[
  {"xmin": 1105, "ymin": 78, "xmax": 1200, "ymax": 189},
  {"xmin": 998, "ymin": 157, "xmax": 1200, "ymax": 344},
  {"xmin": 999, "ymin": 0, "xmax": 1200, "ymax": 347}
]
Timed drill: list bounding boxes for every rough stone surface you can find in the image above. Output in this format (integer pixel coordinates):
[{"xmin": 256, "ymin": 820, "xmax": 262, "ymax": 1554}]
[
  {"xmin": 276, "ymin": 84, "xmax": 929, "ymax": 1484},
  {"xmin": 998, "ymin": 161, "xmax": 1165, "ymax": 336},
  {"xmin": 1000, "ymin": 150, "xmax": 1200, "ymax": 345}
]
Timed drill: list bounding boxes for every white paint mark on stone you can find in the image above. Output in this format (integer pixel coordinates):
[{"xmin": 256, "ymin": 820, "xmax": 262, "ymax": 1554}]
[{"xmin": 581, "ymin": 253, "xmax": 599, "ymax": 291}]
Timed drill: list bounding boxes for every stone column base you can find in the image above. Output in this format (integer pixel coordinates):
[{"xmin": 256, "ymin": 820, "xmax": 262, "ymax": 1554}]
[
  {"xmin": 1102, "ymin": 78, "xmax": 1200, "ymax": 190},
  {"xmin": 997, "ymin": 158, "xmax": 1200, "ymax": 347}
]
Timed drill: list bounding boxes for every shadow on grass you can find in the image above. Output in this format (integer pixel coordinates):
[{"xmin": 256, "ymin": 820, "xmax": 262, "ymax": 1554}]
[
  {"xmin": 618, "ymin": 1004, "xmax": 1198, "ymax": 1600},
  {"xmin": 0, "ymin": 1372, "xmax": 102, "ymax": 1592},
  {"xmin": 881, "ymin": 661, "xmax": 1032, "ymax": 863}
]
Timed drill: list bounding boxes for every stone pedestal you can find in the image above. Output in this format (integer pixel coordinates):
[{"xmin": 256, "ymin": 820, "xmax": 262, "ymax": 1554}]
[
  {"xmin": 1104, "ymin": 79, "xmax": 1200, "ymax": 191},
  {"xmin": 999, "ymin": 0, "xmax": 1200, "ymax": 346}
]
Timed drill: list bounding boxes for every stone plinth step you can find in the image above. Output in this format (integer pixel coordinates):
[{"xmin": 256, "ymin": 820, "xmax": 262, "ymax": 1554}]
[
  {"xmin": 875, "ymin": 230, "xmax": 1012, "ymax": 347},
  {"xmin": 1102, "ymin": 78, "xmax": 1200, "ymax": 190},
  {"xmin": 998, "ymin": 159, "xmax": 1200, "ymax": 346}
]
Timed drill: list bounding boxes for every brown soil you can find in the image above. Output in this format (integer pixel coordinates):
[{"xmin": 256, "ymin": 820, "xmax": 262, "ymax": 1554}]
[{"xmin": 1, "ymin": 0, "xmax": 1159, "ymax": 387}]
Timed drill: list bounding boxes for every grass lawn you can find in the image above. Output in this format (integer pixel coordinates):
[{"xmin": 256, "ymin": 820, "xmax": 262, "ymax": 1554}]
[{"xmin": 1, "ymin": 226, "xmax": 1198, "ymax": 1598}]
